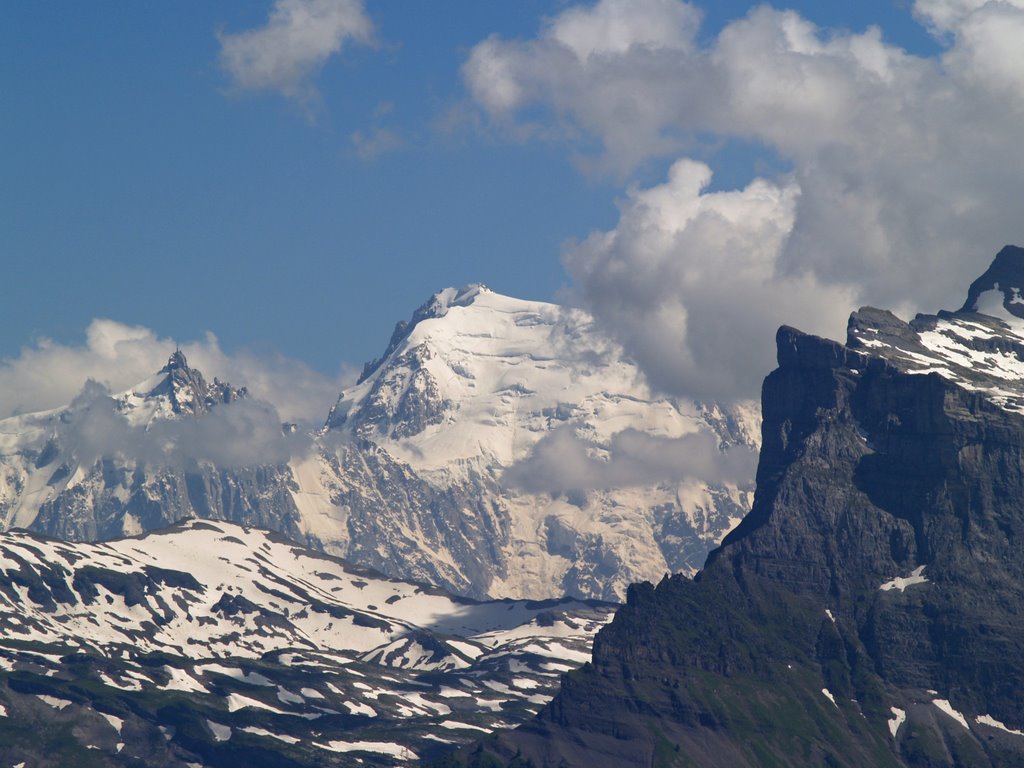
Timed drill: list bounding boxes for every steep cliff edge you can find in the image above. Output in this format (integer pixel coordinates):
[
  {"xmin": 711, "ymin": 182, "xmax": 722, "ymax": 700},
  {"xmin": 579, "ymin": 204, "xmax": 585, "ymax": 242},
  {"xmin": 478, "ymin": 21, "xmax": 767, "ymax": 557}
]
[{"xmin": 443, "ymin": 248, "xmax": 1024, "ymax": 767}]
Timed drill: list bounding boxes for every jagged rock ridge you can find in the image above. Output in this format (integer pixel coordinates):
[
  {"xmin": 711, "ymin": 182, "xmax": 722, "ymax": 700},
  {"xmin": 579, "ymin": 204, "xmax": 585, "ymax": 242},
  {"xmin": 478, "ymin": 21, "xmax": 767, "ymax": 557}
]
[
  {"xmin": 0, "ymin": 351, "xmax": 301, "ymax": 544},
  {"xmin": 442, "ymin": 247, "xmax": 1024, "ymax": 767}
]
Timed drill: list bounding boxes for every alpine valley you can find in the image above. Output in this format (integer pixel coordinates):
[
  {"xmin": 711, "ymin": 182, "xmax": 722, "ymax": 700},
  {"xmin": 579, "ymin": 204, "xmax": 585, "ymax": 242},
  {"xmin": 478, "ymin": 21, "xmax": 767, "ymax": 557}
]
[
  {"xmin": 443, "ymin": 246, "xmax": 1024, "ymax": 767},
  {"xmin": 0, "ymin": 286, "xmax": 758, "ymax": 602}
]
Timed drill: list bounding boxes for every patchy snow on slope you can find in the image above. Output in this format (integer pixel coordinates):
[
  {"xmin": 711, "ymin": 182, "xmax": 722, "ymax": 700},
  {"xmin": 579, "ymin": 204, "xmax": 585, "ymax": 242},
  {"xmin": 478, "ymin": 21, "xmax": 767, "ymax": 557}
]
[
  {"xmin": 888, "ymin": 707, "xmax": 906, "ymax": 738},
  {"xmin": 976, "ymin": 714, "xmax": 1024, "ymax": 736},
  {"xmin": 0, "ymin": 519, "xmax": 615, "ymax": 762},
  {"xmin": 933, "ymin": 699, "xmax": 970, "ymax": 730},
  {"xmin": 849, "ymin": 290, "xmax": 1024, "ymax": 416},
  {"xmin": 880, "ymin": 566, "xmax": 929, "ymax": 592}
]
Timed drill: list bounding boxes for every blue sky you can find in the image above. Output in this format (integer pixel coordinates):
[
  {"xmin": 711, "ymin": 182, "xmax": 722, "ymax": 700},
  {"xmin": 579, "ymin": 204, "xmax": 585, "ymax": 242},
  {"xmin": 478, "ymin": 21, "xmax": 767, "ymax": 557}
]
[
  {"xmin": 3, "ymin": 0, "xmax": 1023, "ymax": 419},
  {"xmin": 2, "ymin": 2, "xmax": 619, "ymax": 370}
]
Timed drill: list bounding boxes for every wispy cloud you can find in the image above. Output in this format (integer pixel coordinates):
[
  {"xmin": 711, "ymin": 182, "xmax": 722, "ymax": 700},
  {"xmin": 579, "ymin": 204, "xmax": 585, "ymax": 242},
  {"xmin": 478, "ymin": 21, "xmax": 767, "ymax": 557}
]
[
  {"xmin": 53, "ymin": 381, "xmax": 312, "ymax": 469},
  {"xmin": 218, "ymin": 0, "xmax": 373, "ymax": 112},
  {"xmin": 351, "ymin": 126, "xmax": 403, "ymax": 159}
]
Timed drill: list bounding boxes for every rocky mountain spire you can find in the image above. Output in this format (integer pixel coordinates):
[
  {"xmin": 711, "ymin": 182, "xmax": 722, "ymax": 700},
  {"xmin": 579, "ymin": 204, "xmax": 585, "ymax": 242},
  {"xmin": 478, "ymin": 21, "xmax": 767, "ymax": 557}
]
[
  {"xmin": 142, "ymin": 350, "xmax": 244, "ymax": 417},
  {"xmin": 961, "ymin": 244, "xmax": 1024, "ymax": 318}
]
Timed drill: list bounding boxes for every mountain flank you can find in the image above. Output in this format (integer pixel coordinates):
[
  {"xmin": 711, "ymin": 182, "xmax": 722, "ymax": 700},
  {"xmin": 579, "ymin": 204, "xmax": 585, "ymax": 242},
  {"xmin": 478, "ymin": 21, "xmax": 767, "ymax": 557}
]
[
  {"xmin": 440, "ymin": 247, "xmax": 1024, "ymax": 767},
  {"xmin": 0, "ymin": 519, "xmax": 614, "ymax": 766}
]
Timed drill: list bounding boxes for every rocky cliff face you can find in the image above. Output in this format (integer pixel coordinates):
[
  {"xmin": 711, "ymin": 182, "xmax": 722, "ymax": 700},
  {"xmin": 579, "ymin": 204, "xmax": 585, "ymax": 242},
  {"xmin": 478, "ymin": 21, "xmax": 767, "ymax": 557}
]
[{"xmin": 445, "ymin": 248, "xmax": 1024, "ymax": 767}]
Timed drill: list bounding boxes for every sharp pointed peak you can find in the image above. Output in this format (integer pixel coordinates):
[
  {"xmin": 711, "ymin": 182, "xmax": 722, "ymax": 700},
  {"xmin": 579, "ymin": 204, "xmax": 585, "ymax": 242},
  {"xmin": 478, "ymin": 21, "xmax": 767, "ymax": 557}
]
[
  {"xmin": 961, "ymin": 245, "xmax": 1024, "ymax": 319},
  {"xmin": 160, "ymin": 348, "xmax": 190, "ymax": 374}
]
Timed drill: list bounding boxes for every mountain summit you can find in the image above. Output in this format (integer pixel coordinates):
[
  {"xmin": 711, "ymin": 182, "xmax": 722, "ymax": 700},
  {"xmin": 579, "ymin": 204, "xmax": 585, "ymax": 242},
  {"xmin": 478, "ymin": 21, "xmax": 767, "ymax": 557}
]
[
  {"xmin": 446, "ymin": 248, "xmax": 1024, "ymax": 767},
  {"xmin": 354, "ymin": 284, "xmax": 491, "ymax": 387},
  {"xmin": 117, "ymin": 350, "xmax": 246, "ymax": 423},
  {"xmin": 0, "ymin": 354, "xmax": 298, "ymax": 542},
  {"xmin": 305, "ymin": 286, "xmax": 758, "ymax": 600},
  {"xmin": 961, "ymin": 244, "xmax": 1024, "ymax": 318}
]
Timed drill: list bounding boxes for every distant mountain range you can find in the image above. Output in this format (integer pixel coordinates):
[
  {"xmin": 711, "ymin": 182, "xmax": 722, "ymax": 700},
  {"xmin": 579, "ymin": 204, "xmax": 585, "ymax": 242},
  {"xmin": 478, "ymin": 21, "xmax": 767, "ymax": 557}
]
[
  {"xmin": 442, "ymin": 246, "xmax": 1024, "ymax": 767},
  {"xmin": 0, "ymin": 285, "xmax": 757, "ymax": 602},
  {"xmin": 0, "ymin": 518, "xmax": 613, "ymax": 766}
]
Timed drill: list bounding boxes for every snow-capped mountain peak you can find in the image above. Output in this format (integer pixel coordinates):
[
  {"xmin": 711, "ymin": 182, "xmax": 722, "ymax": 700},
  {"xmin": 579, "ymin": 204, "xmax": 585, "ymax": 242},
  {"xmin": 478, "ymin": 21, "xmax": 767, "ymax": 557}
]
[
  {"xmin": 305, "ymin": 285, "xmax": 758, "ymax": 600},
  {"xmin": 326, "ymin": 286, "xmax": 699, "ymax": 470},
  {"xmin": 848, "ymin": 249, "xmax": 1024, "ymax": 414},
  {"xmin": 353, "ymin": 284, "xmax": 493, "ymax": 388},
  {"xmin": 0, "ymin": 286, "xmax": 758, "ymax": 602},
  {"xmin": 117, "ymin": 350, "xmax": 246, "ymax": 425},
  {"xmin": 0, "ymin": 353, "xmax": 289, "ymax": 540}
]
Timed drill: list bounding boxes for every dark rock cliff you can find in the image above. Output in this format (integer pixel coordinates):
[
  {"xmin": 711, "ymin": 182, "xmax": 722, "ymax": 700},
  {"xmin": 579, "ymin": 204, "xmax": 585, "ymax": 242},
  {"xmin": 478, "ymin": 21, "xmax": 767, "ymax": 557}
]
[{"xmin": 440, "ymin": 267, "xmax": 1024, "ymax": 766}]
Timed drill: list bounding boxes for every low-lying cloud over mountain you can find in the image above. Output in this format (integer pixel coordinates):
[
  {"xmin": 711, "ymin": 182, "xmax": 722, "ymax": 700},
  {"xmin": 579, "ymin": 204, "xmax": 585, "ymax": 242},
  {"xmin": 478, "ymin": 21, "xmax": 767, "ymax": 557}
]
[
  {"xmin": 0, "ymin": 318, "xmax": 350, "ymax": 425},
  {"xmin": 55, "ymin": 381, "xmax": 311, "ymax": 469},
  {"xmin": 504, "ymin": 426, "xmax": 758, "ymax": 495}
]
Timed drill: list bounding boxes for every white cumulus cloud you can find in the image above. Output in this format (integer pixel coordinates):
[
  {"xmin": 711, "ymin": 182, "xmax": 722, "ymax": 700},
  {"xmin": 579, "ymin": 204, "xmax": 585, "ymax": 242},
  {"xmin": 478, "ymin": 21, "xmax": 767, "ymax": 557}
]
[
  {"xmin": 564, "ymin": 159, "xmax": 855, "ymax": 400},
  {"xmin": 464, "ymin": 0, "xmax": 1024, "ymax": 401},
  {"xmin": 218, "ymin": 0, "xmax": 373, "ymax": 109}
]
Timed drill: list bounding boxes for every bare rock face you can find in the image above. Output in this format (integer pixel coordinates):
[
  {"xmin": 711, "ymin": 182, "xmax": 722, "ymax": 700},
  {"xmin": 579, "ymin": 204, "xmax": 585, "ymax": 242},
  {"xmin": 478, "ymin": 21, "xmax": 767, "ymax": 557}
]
[
  {"xmin": 961, "ymin": 244, "xmax": 1024, "ymax": 318},
  {"xmin": 443, "ymin": 249, "xmax": 1024, "ymax": 767}
]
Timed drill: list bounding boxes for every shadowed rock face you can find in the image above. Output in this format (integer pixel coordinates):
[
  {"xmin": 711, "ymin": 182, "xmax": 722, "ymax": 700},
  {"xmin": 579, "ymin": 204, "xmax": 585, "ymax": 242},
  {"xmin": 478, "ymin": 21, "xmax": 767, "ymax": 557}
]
[
  {"xmin": 441, "ymin": 250, "xmax": 1024, "ymax": 768},
  {"xmin": 962, "ymin": 244, "xmax": 1024, "ymax": 318}
]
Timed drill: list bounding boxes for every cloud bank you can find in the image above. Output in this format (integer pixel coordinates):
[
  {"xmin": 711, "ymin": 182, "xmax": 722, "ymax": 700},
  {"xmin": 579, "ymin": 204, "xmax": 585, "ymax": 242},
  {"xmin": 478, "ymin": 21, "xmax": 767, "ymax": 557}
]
[
  {"xmin": 504, "ymin": 426, "xmax": 758, "ymax": 495},
  {"xmin": 218, "ymin": 0, "xmax": 373, "ymax": 109},
  {"xmin": 50, "ymin": 382, "xmax": 311, "ymax": 473},
  {"xmin": 56, "ymin": 381, "xmax": 310, "ymax": 470},
  {"xmin": 464, "ymin": 0, "xmax": 1024, "ymax": 401},
  {"xmin": 0, "ymin": 319, "xmax": 349, "ymax": 425}
]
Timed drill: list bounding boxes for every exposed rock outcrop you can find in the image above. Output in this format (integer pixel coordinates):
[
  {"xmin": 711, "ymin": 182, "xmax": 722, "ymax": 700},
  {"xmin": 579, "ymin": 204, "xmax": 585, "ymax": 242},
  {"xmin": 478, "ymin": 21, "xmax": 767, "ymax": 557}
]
[{"xmin": 443, "ymin": 249, "xmax": 1024, "ymax": 767}]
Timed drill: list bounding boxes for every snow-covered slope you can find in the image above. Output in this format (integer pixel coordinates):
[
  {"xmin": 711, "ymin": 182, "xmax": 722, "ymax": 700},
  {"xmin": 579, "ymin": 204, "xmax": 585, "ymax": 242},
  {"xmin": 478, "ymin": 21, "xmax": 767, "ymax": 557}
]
[
  {"xmin": 848, "ymin": 246, "xmax": 1024, "ymax": 414},
  {"xmin": 0, "ymin": 287, "xmax": 758, "ymax": 602},
  {"xmin": 297, "ymin": 285, "xmax": 759, "ymax": 600},
  {"xmin": 0, "ymin": 519, "xmax": 613, "ymax": 766}
]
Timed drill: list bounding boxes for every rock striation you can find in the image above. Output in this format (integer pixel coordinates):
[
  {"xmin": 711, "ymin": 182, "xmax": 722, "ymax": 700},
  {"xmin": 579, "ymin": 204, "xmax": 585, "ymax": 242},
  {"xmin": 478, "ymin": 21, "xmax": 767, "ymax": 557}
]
[{"xmin": 443, "ymin": 248, "xmax": 1024, "ymax": 767}]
